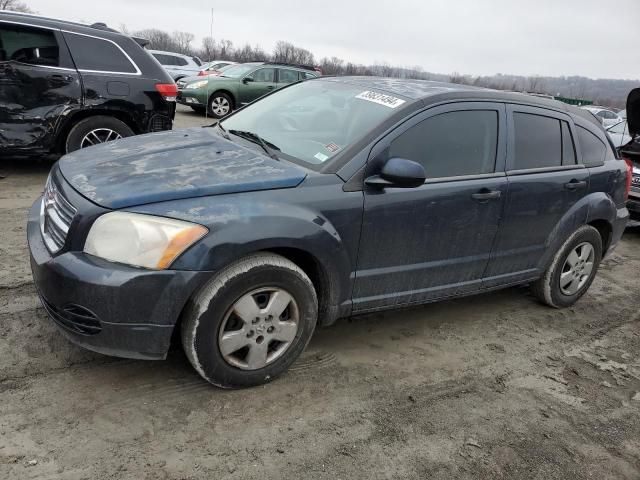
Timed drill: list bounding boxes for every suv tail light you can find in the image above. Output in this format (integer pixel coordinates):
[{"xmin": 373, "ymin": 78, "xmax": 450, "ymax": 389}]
[
  {"xmin": 623, "ymin": 157, "xmax": 633, "ymax": 200},
  {"xmin": 155, "ymin": 83, "xmax": 177, "ymax": 102},
  {"xmin": 197, "ymin": 70, "xmax": 206, "ymax": 76}
]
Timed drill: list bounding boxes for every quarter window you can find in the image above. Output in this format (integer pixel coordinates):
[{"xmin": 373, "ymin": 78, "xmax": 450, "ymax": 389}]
[
  {"xmin": 576, "ymin": 126, "xmax": 606, "ymax": 167},
  {"xmin": 0, "ymin": 24, "xmax": 59, "ymax": 66},
  {"xmin": 389, "ymin": 110, "xmax": 498, "ymax": 179},
  {"xmin": 65, "ymin": 33, "xmax": 136, "ymax": 73},
  {"xmin": 512, "ymin": 113, "xmax": 563, "ymax": 170}
]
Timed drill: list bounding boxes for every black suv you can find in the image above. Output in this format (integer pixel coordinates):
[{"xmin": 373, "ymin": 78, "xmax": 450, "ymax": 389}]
[{"xmin": 0, "ymin": 11, "xmax": 176, "ymax": 157}]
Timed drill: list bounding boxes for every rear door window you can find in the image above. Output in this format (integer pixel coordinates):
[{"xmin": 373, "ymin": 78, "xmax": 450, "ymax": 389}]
[
  {"xmin": 576, "ymin": 126, "xmax": 606, "ymax": 167},
  {"xmin": 512, "ymin": 113, "xmax": 562, "ymax": 170},
  {"xmin": 0, "ymin": 23, "xmax": 59, "ymax": 66},
  {"xmin": 389, "ymin": 110, "xmax": 498, "ymax": 179},
  {"xmin": 278, "ymin": 69, "xmax": 299, "ymax": 84},
  {"xmin": 64, "ymin": 33, "xmax": 137, "ymax": 73}
]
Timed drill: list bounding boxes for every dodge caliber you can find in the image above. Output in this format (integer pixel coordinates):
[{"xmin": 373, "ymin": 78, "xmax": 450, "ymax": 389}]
[{"xmin": 28, "ymin": 77, "xmax": 631, "ymax": 388}]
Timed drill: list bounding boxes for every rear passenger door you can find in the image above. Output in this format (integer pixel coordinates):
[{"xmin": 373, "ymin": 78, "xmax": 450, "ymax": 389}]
[
  {"xmin": 353, "ymin": 102, "xmax": 508, "ymax": 311},
  {"xmin": 276, "ymin": 68, "xmax": 300, "ymax": 87},
  {"xmin": 482, "ymin": 105, "xmax": 589, "ymax": 287}
]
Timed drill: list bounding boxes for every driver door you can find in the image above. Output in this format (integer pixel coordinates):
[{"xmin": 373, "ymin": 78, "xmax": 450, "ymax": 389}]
[
  {"xmin": 353, "ymin": 103, "xmax": 508, "ymax": 312},
  {"xmin": 239, "ymin": 67, "xmax": 276, "ymax": 105}
]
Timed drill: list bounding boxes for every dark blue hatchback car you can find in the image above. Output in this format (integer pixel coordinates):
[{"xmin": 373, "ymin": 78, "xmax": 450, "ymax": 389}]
[{"xmin": 28, "ymin": 77, "xmax": 631, "ymax": 388}]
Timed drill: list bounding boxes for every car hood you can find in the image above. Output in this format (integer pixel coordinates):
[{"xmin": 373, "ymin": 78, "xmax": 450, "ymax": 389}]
[
  {"xmin": 59, "ymin": 128, "xmax": 307, "ymax": 209},
  {"xmin": 626, "ymin": 88, "xmax": 640, "ymax": 137}
]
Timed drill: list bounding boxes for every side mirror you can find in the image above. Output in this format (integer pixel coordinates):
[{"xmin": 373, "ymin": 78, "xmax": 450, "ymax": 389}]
[
  {"xmin": 365, "ymin": 157, "xmax": 426, "ymax": 188},
  {"xmin": 242, "ymin": 77, "xmax": 254, "ymax": 84}
]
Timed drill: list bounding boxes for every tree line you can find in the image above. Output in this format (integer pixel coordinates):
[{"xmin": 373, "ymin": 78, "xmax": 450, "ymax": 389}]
[{"xmin": 2, "ymin": 0, "xmax": 634, "ymax": 109}]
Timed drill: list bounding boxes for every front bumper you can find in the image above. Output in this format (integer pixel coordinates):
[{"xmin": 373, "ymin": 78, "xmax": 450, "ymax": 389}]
[
  {"xmin": 28, "ymin": 199, "xmax": 208, "ymax": 360},
  {"xmin": 177, "ymin": 90, "xmax": 205, "ymax": 106}
]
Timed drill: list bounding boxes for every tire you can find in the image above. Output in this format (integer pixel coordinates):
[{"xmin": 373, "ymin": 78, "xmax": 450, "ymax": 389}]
[
  {"xmin": 207, "ymin": 92, "xmax": 233, "ymax": 119},
  {"xmin": 65, "ymin": 116, "xmax": 134, "ymax": 153},
  {"xmin": 531, "ymin": 225, "xmax": 603, "ymax": 308},
  {"xmin": 181, "ymin": 253, "xmax": 318, "ymax": 388}
]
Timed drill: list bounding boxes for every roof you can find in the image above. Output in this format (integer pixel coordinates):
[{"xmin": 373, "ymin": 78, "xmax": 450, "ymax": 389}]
[
  {"xmin": 320, "ymin": 76, "xmax": 601, "ymax": 127},
  {"xmin": 1, "ymin": 10, "xmax": 127, "ymax": 38}
]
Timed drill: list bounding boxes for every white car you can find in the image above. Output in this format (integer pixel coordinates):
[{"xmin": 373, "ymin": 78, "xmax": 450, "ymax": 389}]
[
  {"xmin": 148, "ymin": 50, "xmax": 203, "ymax": 81},
  {"xmin": 581, "ymin": 106, "xmax": 624, "ymax": 127},
  {"xmin": 198, "ymin": 60, "xmax": 237, "ymax": 76},
  {"xmin": 607, "ymin": 121, "xmax": 632, "ymax": 148}
]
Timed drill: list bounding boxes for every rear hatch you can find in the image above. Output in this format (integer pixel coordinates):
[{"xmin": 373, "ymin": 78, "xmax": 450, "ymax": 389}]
[{"xmin": 619, "ymin": 88, "xmax": 640, "ymax": 165}]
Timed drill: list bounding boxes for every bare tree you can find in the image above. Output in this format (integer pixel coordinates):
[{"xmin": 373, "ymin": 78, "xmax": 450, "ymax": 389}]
[
  {"xmin": 172, "ymin": 31, "xmax": 194, "ymax": 55},
  {"xmin": 134, "ymin": 29, "xmax": 176, "ymax": 51},
  {"xmin": 273, "ymin": 41, "xmax": 314, "ymax": 65},
  {"xmin": 0, "ymin": 0, "xmax": 35, "ymax": 12}
]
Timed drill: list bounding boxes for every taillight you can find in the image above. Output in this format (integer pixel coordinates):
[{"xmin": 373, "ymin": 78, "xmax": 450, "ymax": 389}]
[
  {"xmin": 155, "ymin": 83, "xmax": 177, "ymax": 102},
  {"xmin": 623, "ymin": 157, "xmax": 633, "ymax": 200},
  {"xmin": 197, "ymin": 70, "xmax": 205, "ymax": 76}
]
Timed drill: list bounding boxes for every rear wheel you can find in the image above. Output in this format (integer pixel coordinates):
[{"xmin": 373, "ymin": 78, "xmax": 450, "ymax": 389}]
[
  {"xmin": 207, "ymin": 92, "xmax": 233, "ymax": 118},
  {"xmin": 65, "ymin": 116, "xmax": 134, "ymax": 153},
  {"xmin": 181, "ymin": 253, "xmax": 317, "ymax": 388},
  {"xmin": 531, "ymin": 225, "xmax": 602, "ymax": 308}
]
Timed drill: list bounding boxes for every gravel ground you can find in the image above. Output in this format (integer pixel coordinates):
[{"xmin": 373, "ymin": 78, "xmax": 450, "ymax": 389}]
[{"xmin": 1, "ymin": 106, "xmax": 639, "ymax": 479}]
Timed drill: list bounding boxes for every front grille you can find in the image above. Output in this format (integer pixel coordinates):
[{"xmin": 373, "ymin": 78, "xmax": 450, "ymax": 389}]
[
  {"xmin": 40, "ymin": 176, "xmax": 76, "ymax": 254},
  {"xmin": 149, "ymin": 114, "xmax": 172, "ymax": 132},
  {"xmin": 39, "ymin": 295, "xmax": 102, "ymax": 336}
]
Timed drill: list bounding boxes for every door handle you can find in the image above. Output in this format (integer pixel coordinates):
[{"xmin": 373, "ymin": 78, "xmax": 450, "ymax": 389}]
[
  {"xmin": 564, "ymin": 180, "xmax": 587, "ymax": 191},
  {"xmin": 471, "ymin": 189, "xmax": 501, "ymax": 201}
]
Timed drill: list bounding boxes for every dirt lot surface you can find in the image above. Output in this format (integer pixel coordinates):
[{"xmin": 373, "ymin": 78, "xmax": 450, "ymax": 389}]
[{"xmin": 1, "ymin": 106, "xmax": 640, "ymax": 479}]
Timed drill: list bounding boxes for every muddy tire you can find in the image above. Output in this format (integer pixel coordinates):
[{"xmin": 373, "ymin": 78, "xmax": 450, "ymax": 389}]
[
  {"xmin": 181, "ymin": 253, "xmax": 317, "ymax": 388},
  {"xmin": 65, "ymin": 116, "xmax": 134, "ymax": 153},
  {"xmin": 531, "ymin": 225, "xmax": 602, "ymax": 308}
]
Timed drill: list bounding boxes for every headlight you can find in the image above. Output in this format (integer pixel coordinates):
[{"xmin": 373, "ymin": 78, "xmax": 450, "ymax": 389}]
[
  {"xmin": 84, "ymin": 212, "xmax": 208, "ymax": 269},
  {"xmin": 184, "ymin": 80, "xmax": 209, "ymax": 90}
]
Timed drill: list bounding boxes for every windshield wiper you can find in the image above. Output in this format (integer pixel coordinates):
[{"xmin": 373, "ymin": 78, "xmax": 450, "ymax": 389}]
[{"xmin": 229, "ymin": 129, "xmax": 280, "ymax": 160}]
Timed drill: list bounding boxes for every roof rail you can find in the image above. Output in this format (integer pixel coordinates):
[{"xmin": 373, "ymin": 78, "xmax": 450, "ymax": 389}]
[{"xmin": 256, "ymin": 61, "xmax": 319, "ymax": 72}]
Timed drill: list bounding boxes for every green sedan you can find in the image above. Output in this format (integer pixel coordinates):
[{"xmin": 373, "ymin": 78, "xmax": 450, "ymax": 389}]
[{"xmin": 177, "ymin": 62, "xmax": 319, "ymax": 118}]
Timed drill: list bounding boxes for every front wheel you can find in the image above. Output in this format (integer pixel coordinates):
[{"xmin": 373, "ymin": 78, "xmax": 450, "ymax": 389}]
[
  {"xmin": 181, "ymin": 253, "xmax": 318, "ymax": 388},
  {"xmin": 207, "ymin": 92, "xmax": 233, "ymax": 118},
  {"xmin": 531, "ymin": 225, "xmax": 603, "ymax": 308}
]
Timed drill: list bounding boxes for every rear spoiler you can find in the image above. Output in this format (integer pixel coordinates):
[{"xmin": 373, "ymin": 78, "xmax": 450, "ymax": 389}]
[{"xmin": 132, "ymin": 36, "xmax": 149, "ymax": 48}]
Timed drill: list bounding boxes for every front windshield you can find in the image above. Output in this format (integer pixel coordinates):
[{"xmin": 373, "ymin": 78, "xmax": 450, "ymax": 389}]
[
  {"xmin": 219, "ymin": 64, "xmax": 256, "ymax": 78},
  {"xmin": 220, "ymin": 80, "xmax": 408, "ymax": 166}
]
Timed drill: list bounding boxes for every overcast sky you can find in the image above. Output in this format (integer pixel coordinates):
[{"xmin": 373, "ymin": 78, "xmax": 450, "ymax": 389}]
[{"xmin": 25, "ymin": 0, "xmax": 640, "ymax": 80}]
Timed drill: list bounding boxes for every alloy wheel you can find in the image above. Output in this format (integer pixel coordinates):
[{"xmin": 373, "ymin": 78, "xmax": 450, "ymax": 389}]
[
  {"xmin": 560, "ymin": 242, "xmax": 595, "ymax": 295},
  {"xmin": 218, "ymin": 287, "xmax": 299, "ymax": 370},
  {"xmin": 210, "ymin": 96, "xmax": 230, "ymax": 116},
  {"xmin": 80, "ymin": 128, "xmax": 123, "ymax": 149}
]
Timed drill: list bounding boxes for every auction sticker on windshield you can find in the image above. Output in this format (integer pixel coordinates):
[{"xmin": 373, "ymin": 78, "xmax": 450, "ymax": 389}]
[{"xmin": 355, "ymin": 91, "xmax": 406, "ymax": 108}]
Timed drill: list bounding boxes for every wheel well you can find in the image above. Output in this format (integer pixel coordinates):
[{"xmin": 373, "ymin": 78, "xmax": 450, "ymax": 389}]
[
  {"xmin": 264, "ymin": 247, "xmax": 332, "ymax": 325},
  {"xmin": 208, "ymin": 89, "xmax": 236, "ymax": 109},
  {"xmin": 588, "ymin": 219, "xmax": 612, "ymax": 254},
  {"xmin": 54, "ymin": 110, "xmax": 139, "ymax": 154}
]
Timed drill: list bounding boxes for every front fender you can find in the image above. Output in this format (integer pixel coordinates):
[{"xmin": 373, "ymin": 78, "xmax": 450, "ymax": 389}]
[{"xmin": 131, "ymin": 192, "xmax": 358, "ymax": 320}]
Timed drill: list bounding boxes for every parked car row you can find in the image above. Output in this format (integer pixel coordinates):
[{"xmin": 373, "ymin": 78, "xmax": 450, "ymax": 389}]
[{"xmin": 176, "ymin": 61, "xmax": 320, "ymax": 117}]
